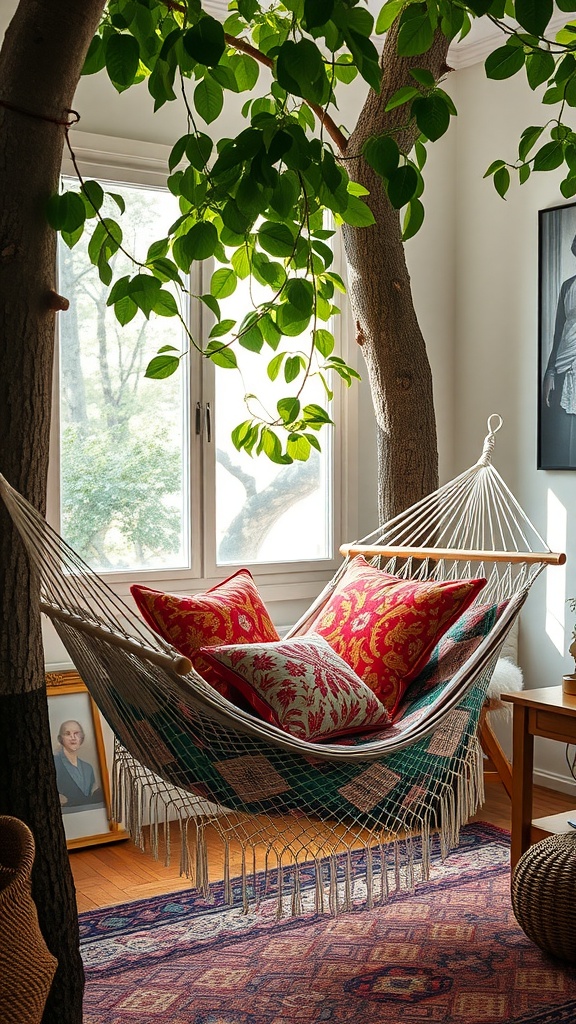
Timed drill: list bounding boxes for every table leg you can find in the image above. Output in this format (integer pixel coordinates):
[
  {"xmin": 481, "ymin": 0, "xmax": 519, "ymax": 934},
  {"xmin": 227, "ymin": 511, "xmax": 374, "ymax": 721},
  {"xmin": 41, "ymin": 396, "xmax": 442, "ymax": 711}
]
[{"xmin": 511, "ymin": 704, "xmax": 533, "ymax": 870}]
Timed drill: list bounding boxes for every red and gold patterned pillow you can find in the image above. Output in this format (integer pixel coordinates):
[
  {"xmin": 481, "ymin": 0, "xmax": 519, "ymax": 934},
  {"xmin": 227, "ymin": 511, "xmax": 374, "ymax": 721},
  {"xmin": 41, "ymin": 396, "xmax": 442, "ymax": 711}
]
[
  {"xmin": 305, "ymin": 556, "xmax": 486, "ymax": 716},
  {"xmin": 130, "ymin": 570, "xmax": 279, "ymax": 699},
  {"xmin": 199, "ymin": 634, "xmax": 391, "ymax": 741}
]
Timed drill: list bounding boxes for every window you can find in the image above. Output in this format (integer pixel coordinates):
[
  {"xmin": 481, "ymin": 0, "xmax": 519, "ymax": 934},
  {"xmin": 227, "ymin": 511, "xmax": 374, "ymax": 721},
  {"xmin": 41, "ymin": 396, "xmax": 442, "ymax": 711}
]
[{"xmin": 49, "ymin": 134, "xmax": 356, "ymax": 618}]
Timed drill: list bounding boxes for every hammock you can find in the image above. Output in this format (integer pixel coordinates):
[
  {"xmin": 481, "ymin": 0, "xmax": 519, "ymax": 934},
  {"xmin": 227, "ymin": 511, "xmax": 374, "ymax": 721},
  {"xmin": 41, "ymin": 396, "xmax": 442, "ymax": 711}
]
[{"xmin": 0, "ymin": 415, "xmax": 564, "ymax": 915}]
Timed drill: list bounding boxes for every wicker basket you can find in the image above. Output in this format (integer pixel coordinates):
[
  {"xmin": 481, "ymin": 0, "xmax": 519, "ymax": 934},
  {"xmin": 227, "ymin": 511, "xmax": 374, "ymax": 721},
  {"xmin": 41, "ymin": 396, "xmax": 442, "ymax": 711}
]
[
  {"xmin": 0, "ymin": 816, "xmax": 58, "ymax": 1023},
  {"xmin": 511, "ymin": 832, "xmax": 576, "ymax": 963}
]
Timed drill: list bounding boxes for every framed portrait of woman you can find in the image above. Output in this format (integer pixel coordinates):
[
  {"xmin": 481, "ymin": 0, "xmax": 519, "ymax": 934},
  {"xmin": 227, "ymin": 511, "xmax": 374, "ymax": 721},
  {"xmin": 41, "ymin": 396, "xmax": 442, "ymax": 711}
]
[
  {"xmin": 538, "ymin": 201, "xmax": 576, "ymax": 470},
  {"xmin": 46, "ymin": 670, "xmax": 127, "ymax": 849}
]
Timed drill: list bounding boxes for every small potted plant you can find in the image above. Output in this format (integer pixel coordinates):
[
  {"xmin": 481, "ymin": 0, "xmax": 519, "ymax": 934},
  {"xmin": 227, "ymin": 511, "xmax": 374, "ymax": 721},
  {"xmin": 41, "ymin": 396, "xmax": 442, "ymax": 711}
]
[{"xmin": 565, "ymin": 598, "xmax": 576, "ymax": 695}]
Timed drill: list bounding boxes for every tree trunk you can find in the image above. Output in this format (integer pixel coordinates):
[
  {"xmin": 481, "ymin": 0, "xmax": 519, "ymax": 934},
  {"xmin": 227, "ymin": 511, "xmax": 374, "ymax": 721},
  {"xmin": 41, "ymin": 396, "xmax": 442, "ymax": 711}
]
[
  {"xmin": 0, "ymin": 2, "xmax": 106, "ymax": 1020},
  {"xmin": 342, "ymin": 26, "xmax": 451, "ymax": 523}
]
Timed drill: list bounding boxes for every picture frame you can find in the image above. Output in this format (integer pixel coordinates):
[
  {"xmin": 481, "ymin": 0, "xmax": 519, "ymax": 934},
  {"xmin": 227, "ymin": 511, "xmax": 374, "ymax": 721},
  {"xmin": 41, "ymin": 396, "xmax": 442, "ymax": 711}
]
[
  {"xmin": 538, "ymin": 201, "xmax": 576, "ymax": 470},
  {"xmin": 46, "ymin": 670, "xmax": 128, "ymax": 850}
]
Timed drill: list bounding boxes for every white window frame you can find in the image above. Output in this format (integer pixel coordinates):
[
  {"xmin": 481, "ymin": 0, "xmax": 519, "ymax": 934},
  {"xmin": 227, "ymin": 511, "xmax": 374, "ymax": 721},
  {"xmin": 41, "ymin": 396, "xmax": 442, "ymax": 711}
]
[{"xmin": 48, "ymin": 131, "xmax": 359, "ymax": 616}]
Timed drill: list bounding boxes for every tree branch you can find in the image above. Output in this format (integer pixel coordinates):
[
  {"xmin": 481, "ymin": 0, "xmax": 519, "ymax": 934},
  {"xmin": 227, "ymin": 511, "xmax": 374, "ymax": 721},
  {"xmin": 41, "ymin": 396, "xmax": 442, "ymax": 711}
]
[
  {"xmin": 160, "ymin": 0, "xmax": 348, "ymax": 153},
  {"xmin": 216, "ymin": 448, "xmax": 257, "ymax": 499}
]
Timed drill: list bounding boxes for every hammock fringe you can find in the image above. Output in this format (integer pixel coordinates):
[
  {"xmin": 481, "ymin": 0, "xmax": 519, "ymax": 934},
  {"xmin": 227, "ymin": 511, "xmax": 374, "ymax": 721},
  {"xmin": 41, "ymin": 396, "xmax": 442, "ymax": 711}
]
[
  {"xmin": 111, "ymin": 735, "xmax": 485, "ymax": 916},
  {"xmin": 0, "ymin": 415, "xmax": 562, "ymax": 916}
]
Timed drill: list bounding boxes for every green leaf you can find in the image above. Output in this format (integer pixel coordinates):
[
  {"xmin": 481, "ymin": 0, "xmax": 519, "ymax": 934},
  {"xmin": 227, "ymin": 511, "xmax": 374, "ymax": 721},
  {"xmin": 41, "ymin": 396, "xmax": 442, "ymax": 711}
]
[
  {"xmin": 87, "ymin": 218, "xmax": 122, "ymax": 267},
  {"xmin": 285, "ymin": 279, "xmax": 314, "ymax": 315},
  {"xmin": 304, "ymin": 0, "xmax": 333, "ymax": 28},
  {"xmin": 147, "ymin": 238, "xmax": 169, "ymax": 262},
  {"xmin": 205, "ymin": 341, "xmax": 238, "ymax": 368},
  {"xmin": 237, "ymin": 324, "xmax": 262, "ymax": 352},
  {"xmin": 387, "ymin": 165, "xmax": 419, "ymax": 209},
  {"xmin": 259, "ymin": 428, "xmax": 290, "ymax": 465},
  {"xmin": 81, "ymin": 180, "xmax": 104, "ymax": 216},
  {"xmin": 260, "ymin": 314, "xmax": 282, "ymax": 349},
  {"xmin": 340, "ymin": 195, "xmax": 375, "ymax": 226},
  {"xmin": 533, "ymin": 140, "xmax": 565, "ymax": 171},
  {"xmin": 560, "ymin": 174, "xmax": 576, "ymax": 198},
  {"xmin": 385, "ymin": 85, "xmax": 420, "ymax": 111},
  {"xmin": 194, "ymin": 76, "xmax": 224, "ymax": 123},
  {"xmin": 46, "ymin": 191, "xmax": 86, "ymax": 233},
  {"xmin": 276, "ymin": 39, "xmax": 329, "ymax": 105},
  {"xmin": 169, "ymin": 135, "xmax": 188, "ymax": 172},
  {"xmin": 209, "ymin": 318, "xmax": 236, "ymax": 338},
  {"xmin": 147, "ymin": 257, "xmax": 183, "ymax": 284},
  {"xmin": 360, "ymin": 134, "xmax": 397, "ymax": 178},
  {"xmin": 287, "ymin": 433, "xmax": 311, "ymax": 461},
  {"xmin": 231, "ymin": 245, "xmax": 252, "ymax": 279},
  {"xmin": 184, "ymin": 17, "xmax": 226, "ymax": 67},
  {"xmin": 375, "ymin": 0, "xmax": 404, "ymax": 33},
  {"xmin": 60, "ymin": 224, "xmax": 84, "ymax": 249},
  {"xmin": 411, "ymin": 94, "xmax": 451, "ymax": 141},
  {"xmin": 145, "ymin": 354, "xmax": 181, "ymax": 379},
  {"xmin": 485, "ymin": 44, "xmax": 525, "ymax": 81},
  {"xmin": 484, "ymin": 158, "xmax": 506, "ymax": 177},
  {"xmin": 410, "ymin": 68, "xmax": 435, "ymax": 88},
  {"xmin": 211, "ymin": 267, "xmax": 237, "ymax": 299},
  {"xmin": 267, "ymin": 352, "xmax": 285, "ymax": 381},
  {"xmin": 270, "ymin": 173, "xmax": 300, "ymax": 218},
  {"xmin": 518, "ymin": 125, "xmax": 545, "ymax": 161},
  {"xmin": 402, "ymin": 197, "xmax": 425, "ymax": 241},
  {"xmin": 277, "ymin": 397, "xmax": 301, "ymax": 423},
  {"xmin": 153, "ymin": 290, "xmax": 179, "ymax": 317},
  {"xmin": 397, "ymin": 10, "xmax": 434, "ymax": 57},
  {"xmin": 258, "ymin": 221, "xmax": 295, "ymax": 257},
  {"xmin": 114, "ymin": 294, "xmax": 138, "ymax": 326},
  {"xmin": 526, "ymin": 49, "xmax": 555, "ymax": 90},
  {"xmin": 82, "ymin": 36, "xmax": 106, "ymax": 76},
  {"xmin": 230, "ymin": 53, "xmax": 260, "ymax": 91},
  {"xmin": 173, "ymin": 221, "xmax": 219, "ymax": 269},
  {"xmin": 303, "ymin": 403, "xmax": 333, "ymax": 427},
  {"xmin": 109, "ymin": 192, "xmax": 126, "ymax": 214},
  {"xmin": 105, "ymin": 33, "xmax": 140, "ymax": 92},
  {"xmin": 200, "ymin": 293, "xmax": 221, "ymax": 319},
  {"xmin": 284, "ymin": 355, "xmax": 302, "ymax": 383},
  {"xmin": 128, "ymin": 274, "xmax": 161, "ymax": 318},
  {"xmin": 519, "ymin": 162, "xmax": 531, "ymax": 184},
  {"xmin": 186, "ymin": 133, "xmax": 213, "ymax": 170},
  {"xmin": 313, "ymin": 328, "xmax": 334, "ymax": 357},
  {"xmin": 515, "ymin": 0, "xmax": 553, "ymax": 36},
  {"xmin": 493, "ymin": 166, "xmax": 510, "ymax": 198},
  {"xmin": 231, "ymin": 420, "xmax": 254, "ymax": 452}
]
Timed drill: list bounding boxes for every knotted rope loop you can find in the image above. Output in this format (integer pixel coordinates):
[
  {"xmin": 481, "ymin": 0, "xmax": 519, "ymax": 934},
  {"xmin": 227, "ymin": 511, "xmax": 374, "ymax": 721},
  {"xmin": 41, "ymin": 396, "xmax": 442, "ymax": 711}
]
[{"xmin": 476, "ymin": 414, "xmax": 503, "ymax": 467}]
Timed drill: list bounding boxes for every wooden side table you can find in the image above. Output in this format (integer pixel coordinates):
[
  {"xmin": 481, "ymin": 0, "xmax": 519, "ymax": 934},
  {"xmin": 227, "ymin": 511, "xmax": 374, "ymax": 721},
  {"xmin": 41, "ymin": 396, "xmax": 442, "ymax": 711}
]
[{"xmin": 502, "ymin": 686, "xmax": 576, "ymax": 869}]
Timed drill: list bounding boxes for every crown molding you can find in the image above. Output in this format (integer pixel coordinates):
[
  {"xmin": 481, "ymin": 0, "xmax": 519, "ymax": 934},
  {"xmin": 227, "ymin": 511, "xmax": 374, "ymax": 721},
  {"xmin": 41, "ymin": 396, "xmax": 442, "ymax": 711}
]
[{"xmin": 203, "ymin": 1, "xmax": 570, "ymax": 72}]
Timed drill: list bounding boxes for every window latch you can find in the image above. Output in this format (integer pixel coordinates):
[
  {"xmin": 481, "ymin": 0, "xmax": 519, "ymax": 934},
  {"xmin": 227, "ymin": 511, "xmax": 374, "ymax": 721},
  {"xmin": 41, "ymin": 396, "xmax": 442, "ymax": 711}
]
[
  {"xmin": 205, "ymin": 402, "xmax": 212, "ymax": 443},
  {"xmin": 195, "ymin": 401, "xmax": 202, "ymax": 436}
]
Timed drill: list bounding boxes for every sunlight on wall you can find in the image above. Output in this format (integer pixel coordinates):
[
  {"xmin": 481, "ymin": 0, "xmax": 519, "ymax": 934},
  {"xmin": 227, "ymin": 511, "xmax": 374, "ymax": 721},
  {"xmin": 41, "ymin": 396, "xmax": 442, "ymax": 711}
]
[{"xmin": 546, "ymin": 488, "xmax": 567, "ymax": 655}]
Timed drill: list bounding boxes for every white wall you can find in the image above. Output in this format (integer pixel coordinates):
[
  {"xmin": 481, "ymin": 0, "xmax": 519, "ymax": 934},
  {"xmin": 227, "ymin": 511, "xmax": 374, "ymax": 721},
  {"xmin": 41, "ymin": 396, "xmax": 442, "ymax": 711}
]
[{"xmin": 453, "ymin": 65, "xmax": 576, "ymax": 793}]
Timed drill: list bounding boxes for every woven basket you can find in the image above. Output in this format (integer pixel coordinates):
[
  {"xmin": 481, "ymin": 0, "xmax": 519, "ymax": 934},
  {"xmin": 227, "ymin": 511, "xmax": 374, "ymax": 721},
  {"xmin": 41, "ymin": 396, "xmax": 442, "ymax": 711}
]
[
  {"xmin": 0, "ymin": 816, "xmax": 58, "ymax": 1024},
  {"xmin": 511, "ymin": 832, "xmax": 576, "ymax": 963}
]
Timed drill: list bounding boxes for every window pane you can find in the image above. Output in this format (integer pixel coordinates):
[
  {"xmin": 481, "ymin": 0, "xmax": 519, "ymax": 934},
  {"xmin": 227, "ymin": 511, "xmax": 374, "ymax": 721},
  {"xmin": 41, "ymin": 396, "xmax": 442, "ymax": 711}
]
[
  {"xmin": 215, "ymin": 278, "xmax": 333, "ymax": 566},
  {"xmin": 58, "ymin": 180, "xmax": 188, "ymax": 573}
]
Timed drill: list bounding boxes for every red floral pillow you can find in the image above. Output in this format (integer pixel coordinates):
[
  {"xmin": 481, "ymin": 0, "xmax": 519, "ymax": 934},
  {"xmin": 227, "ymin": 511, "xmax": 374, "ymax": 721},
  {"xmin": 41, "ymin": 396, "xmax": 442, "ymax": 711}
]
[
  {"xmin": 199, "ymin": 634, "xmax": 391, "ymax": 741},
  {"xmin": 305, "ymin": 556, "xmax": 486, "ymax": 716},
  {"xmin": 130, "ymin": 569, "xmax": 279, "ymax": 699}
]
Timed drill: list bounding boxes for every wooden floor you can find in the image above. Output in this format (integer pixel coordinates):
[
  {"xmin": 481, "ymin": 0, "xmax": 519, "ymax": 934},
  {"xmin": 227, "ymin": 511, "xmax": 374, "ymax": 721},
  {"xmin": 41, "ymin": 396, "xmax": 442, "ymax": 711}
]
[{"xmin": 70, "ymin": 776, "xmax": 576, "ymax": 913}]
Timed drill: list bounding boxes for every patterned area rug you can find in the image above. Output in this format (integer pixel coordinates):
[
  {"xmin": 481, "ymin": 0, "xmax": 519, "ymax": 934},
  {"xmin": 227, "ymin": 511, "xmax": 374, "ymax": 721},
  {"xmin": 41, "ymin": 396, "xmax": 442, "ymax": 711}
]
[{"xmin": 81, "ymin": 823, "xmax": 576, "ymax": 1023}]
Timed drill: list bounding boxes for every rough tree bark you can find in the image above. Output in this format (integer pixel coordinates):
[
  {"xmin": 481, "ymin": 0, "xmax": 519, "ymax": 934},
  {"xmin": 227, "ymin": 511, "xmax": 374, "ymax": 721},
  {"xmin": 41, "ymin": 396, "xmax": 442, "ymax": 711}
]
[
  {"xmin": 342, "ymin": 25, "xmax": 451, "ymax": 524},
  {"xmin": 0, "ymin": 1, "xmax": 107, "ymax": 1020}
]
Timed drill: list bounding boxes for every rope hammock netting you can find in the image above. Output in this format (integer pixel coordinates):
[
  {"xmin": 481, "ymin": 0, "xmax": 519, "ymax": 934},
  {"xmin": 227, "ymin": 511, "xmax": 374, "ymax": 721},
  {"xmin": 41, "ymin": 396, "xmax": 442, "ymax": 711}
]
[{"xmin": 0, "ymin": 415, "xmax": 565, "ymax": 915}]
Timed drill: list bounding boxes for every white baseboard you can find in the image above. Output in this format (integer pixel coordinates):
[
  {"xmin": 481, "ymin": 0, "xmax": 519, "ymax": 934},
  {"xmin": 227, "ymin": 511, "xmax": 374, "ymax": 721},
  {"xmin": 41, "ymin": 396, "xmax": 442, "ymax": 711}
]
[{"xmin": 533, "ymin": 768, "xmax": 576, "ymax": 799}]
